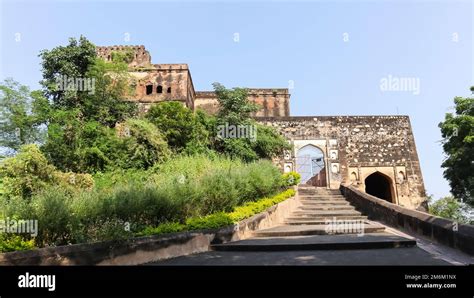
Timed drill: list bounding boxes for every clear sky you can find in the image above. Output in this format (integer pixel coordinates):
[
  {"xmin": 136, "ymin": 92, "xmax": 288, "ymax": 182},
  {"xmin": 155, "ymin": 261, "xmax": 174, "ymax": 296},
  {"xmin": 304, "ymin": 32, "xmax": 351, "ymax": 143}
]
[{"xmin": 0, "ymin": 0, "xmax": 472, "ymax": 199}]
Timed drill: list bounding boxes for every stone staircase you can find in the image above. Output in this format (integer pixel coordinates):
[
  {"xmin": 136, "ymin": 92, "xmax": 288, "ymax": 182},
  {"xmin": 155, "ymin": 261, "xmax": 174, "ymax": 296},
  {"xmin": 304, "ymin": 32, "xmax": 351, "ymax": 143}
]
[{"xmin": 211, "ymin": 185, "xmax": 416, "ymax": 251}]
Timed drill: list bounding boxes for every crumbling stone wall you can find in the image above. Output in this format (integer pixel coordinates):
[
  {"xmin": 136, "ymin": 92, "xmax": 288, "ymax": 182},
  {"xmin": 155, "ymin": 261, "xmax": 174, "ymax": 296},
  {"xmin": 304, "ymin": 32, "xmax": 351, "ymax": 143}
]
[
  {"xmin": 195, "ymin": 89, "xmax": 290, "ymax": 117},
  {"xmin": 126, "ymin": 64, "xmax": 193, "ymax": 112},
  {"xmin": 96, "ymin": 45, "xmax": 151, "ymax": 67},
  {"xmin": 257, "ymin": 116, "xmax": 427, "ymax": 210}
]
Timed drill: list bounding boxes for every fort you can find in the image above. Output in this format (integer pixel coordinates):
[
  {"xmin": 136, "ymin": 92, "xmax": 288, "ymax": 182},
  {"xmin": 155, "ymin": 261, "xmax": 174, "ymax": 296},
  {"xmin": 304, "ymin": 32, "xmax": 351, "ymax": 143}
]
[{"xmin": 97, "ymin": 45, "xmax": 427, "ymax": 211}]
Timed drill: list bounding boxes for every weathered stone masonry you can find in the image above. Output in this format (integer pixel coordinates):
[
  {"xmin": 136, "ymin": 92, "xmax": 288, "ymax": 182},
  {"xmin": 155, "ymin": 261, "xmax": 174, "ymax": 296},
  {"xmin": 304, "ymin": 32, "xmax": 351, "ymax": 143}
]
[
  {"xmin": 257, "ymin": 116, "xmax": 427, "ymax": 210},
  {"xmin": 97, "ymin": 45, "xmax": 427, "ymax": 211}
]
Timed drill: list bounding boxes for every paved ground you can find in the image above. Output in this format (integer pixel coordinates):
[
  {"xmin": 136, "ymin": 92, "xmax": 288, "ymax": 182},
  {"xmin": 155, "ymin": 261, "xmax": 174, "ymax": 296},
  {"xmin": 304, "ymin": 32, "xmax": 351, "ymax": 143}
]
[
  {"xmin": 148, "ymin": 247, "xmax": 451, "ymax": 265},
  {"xmin": 210, "ymin": 233, "xmax": 415, "ymax": 251}
]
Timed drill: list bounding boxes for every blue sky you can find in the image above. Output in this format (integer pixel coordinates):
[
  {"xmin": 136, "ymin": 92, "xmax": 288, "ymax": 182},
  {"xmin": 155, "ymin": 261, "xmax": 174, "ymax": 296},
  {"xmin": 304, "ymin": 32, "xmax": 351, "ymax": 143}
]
[{"xmin": 0, "ymin": 0, "xmax": 472, "ymax": 198}]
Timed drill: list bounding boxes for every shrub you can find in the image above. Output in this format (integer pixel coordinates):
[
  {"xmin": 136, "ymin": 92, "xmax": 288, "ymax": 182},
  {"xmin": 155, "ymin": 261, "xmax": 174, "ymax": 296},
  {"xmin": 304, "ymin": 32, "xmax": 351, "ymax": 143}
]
[
  {"xmin": 29, "ymin": 187, "xmax": 75, "ymax": 246},
  {"xmin": 138, "ymin": 189, "xmax": 296, "ymax": 237},
  {"xmin": 79, "ymin": 219, "xmax": 134, "ymax": 243},
  {"xmin": 0, "ymin": 144, "xmax": 56, "ymax": 198},
  {"xmin": 185, "ymin": 213, "xmax": 234, "ymax": 230},
  {"xmin": 120, "ymin": 118, "xmax": 171, "ymax": 169},
  {"xmin": 0, "ymin": 144, "xmax": 94, "ymax": 199},
  {"xmin": 146, "ymin": 102, "xmax": 210, "ymax": 153},
  {"xmin": 93, "ymin": 168, "xmax": 151, "ymax": 191},
  {"xmin": 1, "ymin": 155, "xmax": 284, "ymax": 248},
  {"xmin": 0, "ymin": 234, "xmax": 35, "ymax": 253},
  {"xmin": 229, "ymin": 189, "xmax": 295, "ymax": 221},
  {"xmin": 137, "ymin": 222, "xmax": 186, "ymax": 237},
  {"xmin": 281, "ymin": 171, "xmax": 301, "ymax": 187}
]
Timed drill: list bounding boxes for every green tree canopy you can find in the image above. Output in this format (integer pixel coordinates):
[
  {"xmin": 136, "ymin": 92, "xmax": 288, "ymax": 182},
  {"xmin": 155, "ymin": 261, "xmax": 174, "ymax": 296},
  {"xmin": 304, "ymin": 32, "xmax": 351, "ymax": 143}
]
[
  {"xmin": 39, "ymin": 36, "xmax": 137, "ymax": 127},
  {"xmin": 146, "ymin": 101, "xmax": 210, "ymax": 153},
  {"xmin": 211, "ymin": 83, "xmax": 290, "ymax": 162},
  {"xmin": 428, "ymin": 195, "xmax": 472, "ymax": 224},
  {"xmin": 0, "ymin": 78, "xmax": 48, "ymax": 154},
  {"xmin": 439, "ymin": 89, "xmax": 474, "ymax": 206}
]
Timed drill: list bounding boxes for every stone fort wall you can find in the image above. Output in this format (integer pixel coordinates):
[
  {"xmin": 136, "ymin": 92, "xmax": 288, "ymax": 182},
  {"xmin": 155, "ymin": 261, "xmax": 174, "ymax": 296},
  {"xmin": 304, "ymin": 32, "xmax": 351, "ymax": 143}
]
[{"xmin": 257, "ymin": 116, "xmax": 427, "ymax": 210}]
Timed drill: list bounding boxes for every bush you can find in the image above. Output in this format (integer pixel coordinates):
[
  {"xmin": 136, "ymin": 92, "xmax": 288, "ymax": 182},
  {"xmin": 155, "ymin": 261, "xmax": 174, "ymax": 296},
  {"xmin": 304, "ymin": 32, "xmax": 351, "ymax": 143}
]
[
  {"xmin": 0, "ymin": 234, "xmax": 35, "ymax": 253},
  {"xmin": 138, "ymin": 189, "xmax": 296, "ymax": 236},
  {"xmin": 30, "ymin": 187, "xmax": 75, "ymax": 246},
  {"xmin": 1, "ymin": 155, "xmax": 285, "ymax": 248},
  {"xmin": 185, "ymin": 213, "xmax": 234, "ymax": 230},
  {"xmin": 281, "ymin": 171, "xmax": 301, "ymax": 187},
  {"xmin": 428, "ymin": 196, "xmax": 471, "ymax": 224},
  {"xmin": 137, "ymin": 222, "xmax": 186, "ymax": 237},
  {"xmin": 229, "ymin": 189, "xmax": 295, "ymax": 221},
  {"xmin": 0, "ymin": 144, "xmax": 94, "ymax": 199},
  {"xmin": 93, "ymin": 169, "xmax": 152, "ymax": 191},
  {"xmin": 119, "ymin": 118, "xmax": 171, "ymax": 169},
  {"xmin": 146, "ymin": 102, "xmax": 210, "ymax": 153}
]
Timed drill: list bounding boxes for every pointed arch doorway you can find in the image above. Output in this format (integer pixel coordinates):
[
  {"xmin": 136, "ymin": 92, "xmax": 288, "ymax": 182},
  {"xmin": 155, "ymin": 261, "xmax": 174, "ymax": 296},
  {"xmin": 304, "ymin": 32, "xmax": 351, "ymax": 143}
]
[
  {"xmin": 364, "ymin": 172, "xmax": 395, "ymax": 203},
  {"xmin": 295, "ymin": 144, "xmax": 327, "ymax": 187}
]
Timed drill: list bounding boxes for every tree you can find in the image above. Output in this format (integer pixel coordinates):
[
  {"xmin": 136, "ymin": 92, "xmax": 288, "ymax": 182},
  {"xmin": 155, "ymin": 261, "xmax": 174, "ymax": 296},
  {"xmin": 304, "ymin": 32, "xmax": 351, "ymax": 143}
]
[
  {"xmin": 39, "ymin": 36, "xmax": 96, "ymax": 110},
  {"xmin": 213, "ymin": 82, "xmax": 259, "ymax": 124},
  {"xmin": 39, "ymin": 36, "xmax": 137, "ymax": 127},
  {"xmin": 38, "ymin": 36, "xmax": 143, "ymax": 172},
  {"xmin": 120, "ymin": 118, "xmax": 171, "ymax": 169},
  {"xmin": 439, "ymin": 88, "xmax": 474, "ymax": 206},
  {"xmin": 428, "ymin": 195, "xmax": 472, "ymax": 224},
  {"xmin": 0, "ymin": 79, "xmax": 48, "ymax": 154},
  {"xmin": 146, "ymin": 101, "xmax": 210, "ymax": 153},
  {"xmin": 211, "ymin": 83, "xmax": 290, "ymax": 162}
]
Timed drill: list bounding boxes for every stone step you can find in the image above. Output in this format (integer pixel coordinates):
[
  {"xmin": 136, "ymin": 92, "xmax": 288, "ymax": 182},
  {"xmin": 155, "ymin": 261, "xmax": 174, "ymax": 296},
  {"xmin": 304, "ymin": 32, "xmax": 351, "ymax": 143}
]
[
  {"xmin": 210, "ymin": 233, "xmax": 415, "ymax": 251},
  {"xmin": 286, "ymin": 215, "xmax": 368, "ymax": 222},
  {"xmin": 302, "ymin": 191, "xmax": 343, "ymax": 193},
  {"xmin": 299, "ymin": 194, "xmax": 345, "ymax": 198},
  {"xmin": 285, "ymin": 217, "xmax": 370, "ymax": 225},
  {"xmin": 298, "ymin": 190, "xmax": 340, "ymax": 193},
  {"xmin": 299, "ymin": 198, "xmax": 348, "ymax": 203},
  {"xmin": 298, "ymin": 205, "xmax": 356, "ymax": 211},
  {"xmin": 292, "ymin": 210, "xmax": 362, "ymax": 217},
  {"xmin": 299, "ymin": 201, "xmax": 351, "ymax": 206},
  {"xmin": 252, "ymin": 223, "xmax": 386, "ymax": 237},
  {"xmin": 299, "ymin": 190, "xmax": 341, "ymax": 194}
]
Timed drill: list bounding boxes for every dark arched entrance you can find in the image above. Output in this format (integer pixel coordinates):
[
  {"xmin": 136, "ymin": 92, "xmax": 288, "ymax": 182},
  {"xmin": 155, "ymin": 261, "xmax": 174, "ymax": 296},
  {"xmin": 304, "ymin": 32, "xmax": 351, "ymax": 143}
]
[{"xmin": 364, "ymin": 172, "xmax": 394, "ymax": 202}]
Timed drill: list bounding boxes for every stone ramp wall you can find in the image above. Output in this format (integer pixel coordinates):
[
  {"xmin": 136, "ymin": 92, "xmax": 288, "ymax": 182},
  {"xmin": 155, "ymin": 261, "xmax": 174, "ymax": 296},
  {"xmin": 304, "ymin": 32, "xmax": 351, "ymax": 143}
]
[{"xmin": 340, "ymin": 184, "xmax": 474, "ymax": 256}]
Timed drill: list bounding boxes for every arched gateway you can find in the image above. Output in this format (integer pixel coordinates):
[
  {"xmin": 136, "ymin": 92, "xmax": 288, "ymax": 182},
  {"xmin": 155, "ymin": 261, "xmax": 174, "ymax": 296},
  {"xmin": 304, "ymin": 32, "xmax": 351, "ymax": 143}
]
[
  {"xmin": 364, "ymin": 172, "xmax": 395, "ymax": 203},
  {"xmin": 295, "ymin": 145, "xmax": 326, "ymax": 187}
]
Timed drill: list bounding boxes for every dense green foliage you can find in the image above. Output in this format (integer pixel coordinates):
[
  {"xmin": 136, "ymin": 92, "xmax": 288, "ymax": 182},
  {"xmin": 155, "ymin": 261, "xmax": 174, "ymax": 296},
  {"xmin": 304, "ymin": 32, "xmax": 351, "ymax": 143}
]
[
  {"xmin": 0, "ymin": 234, "xmax": 35, "ymax": 253},
  {"xmin": 0, "ymin": 79, "xmax": 47, "ymax": 154},
  {"xmin": 428, "ymin": 196, "xmax": 472, "ymax": 224},
  {"xmin": 146, "ymin": 102, "xmax": 211, "ymax": 154},
  {"xmin": 138, "ymin": 189, "xmax": 295, "ymax": 236},
  {"xmin": 0, "ymin": 155, "xmax": 286, "ymax": 247},
  {"xmin": 37, "ymin": 36, "xmax": 141, "ymax": 173},
  {"xmin": 281, "ymin": 171, "xmax": 301, "ymax": 187},
  {"xmin": 439, "ymin": 90, "xmax": 474, "ymax": 206},
  {"xmin": 0, "ymin": 144, "xmax": 93, "ymax": 199}
]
